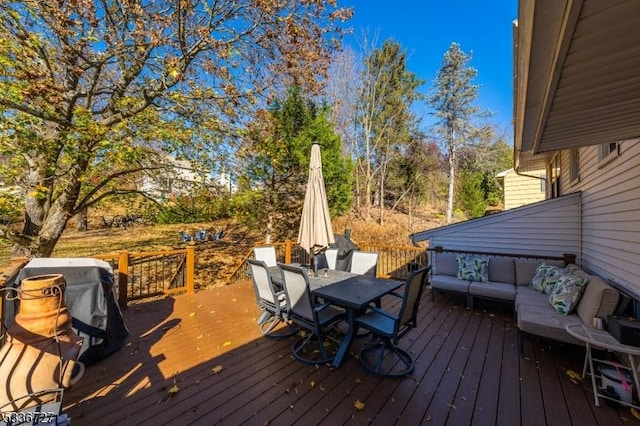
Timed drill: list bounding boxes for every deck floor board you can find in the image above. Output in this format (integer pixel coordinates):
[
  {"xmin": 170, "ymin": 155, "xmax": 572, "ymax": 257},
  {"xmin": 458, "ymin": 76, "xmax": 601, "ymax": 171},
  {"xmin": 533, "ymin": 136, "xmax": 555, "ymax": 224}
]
[{"xmin": 61, "ymin": 281, "xmax": 640, "ymax": 425}]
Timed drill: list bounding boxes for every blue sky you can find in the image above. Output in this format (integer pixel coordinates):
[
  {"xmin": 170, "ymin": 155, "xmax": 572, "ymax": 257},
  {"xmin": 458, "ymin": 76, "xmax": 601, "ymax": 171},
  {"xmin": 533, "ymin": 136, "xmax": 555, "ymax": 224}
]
[{"xmin": 341, "ymin": 0, "xmax": 518, "ymax": 134}]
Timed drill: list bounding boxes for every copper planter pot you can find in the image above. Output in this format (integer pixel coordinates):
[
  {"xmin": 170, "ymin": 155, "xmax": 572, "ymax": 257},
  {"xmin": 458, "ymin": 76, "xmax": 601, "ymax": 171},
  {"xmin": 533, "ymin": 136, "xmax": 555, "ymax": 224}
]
[{"xmin": 0, "ymin": 274, "xmax": 84, "ymax": 411}]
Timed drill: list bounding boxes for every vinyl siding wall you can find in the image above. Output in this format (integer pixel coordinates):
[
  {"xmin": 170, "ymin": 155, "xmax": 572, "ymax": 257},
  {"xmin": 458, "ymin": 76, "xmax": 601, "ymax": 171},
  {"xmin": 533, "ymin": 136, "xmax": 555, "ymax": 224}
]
[
  {"xmin": 559, "ymin": 139, "xmax": 640, "ymax": 297},
  {"xmin": 412, "ymin": 193, "xmax": 581, "ymax": 259},
  {"xmin": 503, "ymin": 169, "xmax": 546, "ymax": 210}
]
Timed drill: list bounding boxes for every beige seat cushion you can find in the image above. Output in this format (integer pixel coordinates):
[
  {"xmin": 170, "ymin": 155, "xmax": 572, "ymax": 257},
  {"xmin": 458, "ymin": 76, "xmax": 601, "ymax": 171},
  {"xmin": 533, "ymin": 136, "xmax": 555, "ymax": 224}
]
[
  {"xmin": 470, "ymin": 281, "xmax": 516, "ymax": 301},
  {"xmin": 430, "ymin": 275, "xmax": 470, "ymax": 294},
  {"xmin": 517, "ymin": 304, "xmax": 584, "ymax": 345},
  {"xmin": 435, "ymin": 253, "xmax": 458, "ymax": 277},
  {"xmin": 515, "ymin": 260, "xmax": 541, "ymax": 286},
  {"xmin": 488, "ymin": 257, "xmax": 516, "ymax": 285},
  {"xmin": 576, "ymin": 274, "xmax": 620, "ymax": 326}
]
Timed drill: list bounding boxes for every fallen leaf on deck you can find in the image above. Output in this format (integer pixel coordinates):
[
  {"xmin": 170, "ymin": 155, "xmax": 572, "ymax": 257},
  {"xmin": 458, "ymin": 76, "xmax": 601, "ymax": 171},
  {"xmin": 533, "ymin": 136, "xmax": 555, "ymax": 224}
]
[
  {"xmin": 310, "ymin": 381, "xmax": 316, "ymax": 388},
  {"xmin": 189, "ymin": 312, "xmax": 197, "ymax": 317},
  {"xmin": 566, "ymin": 369, "xmax": 582, "ymax": 384},
  {"xmin": 211, "ymin": 365, "xmax": 223, "ymax": 374},
  {"xmin": 223, "ymin": 341, "xmax": 231, "ymax": 347},
  {"xmin": 168, "ymin": 385, "xmax": 179, "ymax": 395},
  {"xmin": 354, "ymin": 399, "xmax": 365, "ymax": 410}
]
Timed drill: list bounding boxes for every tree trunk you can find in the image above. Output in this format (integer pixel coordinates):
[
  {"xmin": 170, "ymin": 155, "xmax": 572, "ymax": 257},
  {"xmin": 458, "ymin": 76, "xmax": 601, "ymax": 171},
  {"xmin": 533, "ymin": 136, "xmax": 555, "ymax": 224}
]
[
  {"xmin": 265, "ymin": 214, "xmax": 273, "ymax": 244},
  {"xmin": 378, "ymin": 170, "xmax": 385, "ymax": 226},
  {"xmin": 446, "ymin": 149, "xmax": 456, "ymax": 224},
  {"xmin": 76, "ymin": 207, "xmax": 88, "ymax": 231}
]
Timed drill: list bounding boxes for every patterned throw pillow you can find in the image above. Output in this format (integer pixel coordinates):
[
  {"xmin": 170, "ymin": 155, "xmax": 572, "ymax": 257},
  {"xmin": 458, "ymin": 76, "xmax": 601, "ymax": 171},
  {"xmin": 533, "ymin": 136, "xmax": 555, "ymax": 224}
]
[
  {"xmin": 529, "ymin": 263, "xmax": 565, "ymax": 294},
  {"xmin": 456, "ymin": 255, "xmax": 489, "ymax": 282},
  {"xmin": 548, "ymin": 274, "xmax": 588, "ymax": 316}
]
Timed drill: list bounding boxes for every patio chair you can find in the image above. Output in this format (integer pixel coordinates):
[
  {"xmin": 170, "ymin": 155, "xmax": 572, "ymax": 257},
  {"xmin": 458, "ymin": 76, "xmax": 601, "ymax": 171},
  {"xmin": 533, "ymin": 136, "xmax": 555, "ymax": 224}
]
[
  {"xmin": 179, "ymin": 230, "xmax": 192, "ymax": 243},
  {"xmin": 355, "ymin": 266, "xmax": 430, "ymax": 377},
  {"xmin": 246, "ymin": 259, "xmax": 295, "ymax": 338},
  {"xmin": 279, "ymin": 263, "xmax": 344, "ymax": 365},
  {"xmin": 253, "ymin": 246, "xmax": 277, "ymax": 267},
  {"xmin": 194, "ymin": 229, "xmax": 207, "ymax": 242},
  {"xmin": 209, "ymin": 229, "xmax": 224, "ymax": 241},
  {"xmin": 349, "ymin": 251, "xmax": 378, "ymax": 276},
  {"xmin": 324, "ymin": 248, "xmax": 338, "ymax": 270}
]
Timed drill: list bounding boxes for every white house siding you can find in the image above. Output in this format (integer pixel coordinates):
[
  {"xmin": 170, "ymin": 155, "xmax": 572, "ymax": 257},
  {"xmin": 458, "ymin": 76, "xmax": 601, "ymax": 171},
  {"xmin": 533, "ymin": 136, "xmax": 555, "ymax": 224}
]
[
  {"xmin": 411, "ymin": 193, "xmax": 581, "ymax": 259},
  {"xmin": 558, "ymin": 139, "xmax": 640, "ymax": 297},
  {"xmin": 502, "ymin": 169, "xmax": 546, "ymax": 210}
]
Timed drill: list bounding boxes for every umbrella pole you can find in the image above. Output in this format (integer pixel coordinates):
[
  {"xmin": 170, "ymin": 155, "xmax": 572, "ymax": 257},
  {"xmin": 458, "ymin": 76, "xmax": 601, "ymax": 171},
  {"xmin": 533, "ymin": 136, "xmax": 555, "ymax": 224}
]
[{"xmin": 312, "ymin": 252, "xmax": 319, "ymax": 277}]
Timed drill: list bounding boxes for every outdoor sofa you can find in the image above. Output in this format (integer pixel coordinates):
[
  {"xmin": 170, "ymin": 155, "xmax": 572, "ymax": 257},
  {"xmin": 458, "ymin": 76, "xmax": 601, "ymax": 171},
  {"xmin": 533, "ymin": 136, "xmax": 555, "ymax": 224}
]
[{"xmin": 428, "ymin": 249, "xmax": 621, "ymax": 348}]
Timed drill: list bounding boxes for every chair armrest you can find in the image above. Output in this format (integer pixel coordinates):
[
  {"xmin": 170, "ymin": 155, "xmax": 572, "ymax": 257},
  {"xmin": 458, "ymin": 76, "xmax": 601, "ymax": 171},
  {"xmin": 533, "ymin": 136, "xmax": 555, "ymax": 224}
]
[
  {"xmin": 314, "ymin": 301, "xmax": 336, "ymax": 313},
  {"xmin": 365, "ymin": 305, "xmax": 396, "ymax": 320}
]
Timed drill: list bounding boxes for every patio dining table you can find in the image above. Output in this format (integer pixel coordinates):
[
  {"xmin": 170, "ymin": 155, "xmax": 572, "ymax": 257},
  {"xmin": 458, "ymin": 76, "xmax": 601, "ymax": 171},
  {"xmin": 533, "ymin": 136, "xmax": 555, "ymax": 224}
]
[{"xmin": 269, "ymin": 266, "xmax": 403, "ymax": 367}]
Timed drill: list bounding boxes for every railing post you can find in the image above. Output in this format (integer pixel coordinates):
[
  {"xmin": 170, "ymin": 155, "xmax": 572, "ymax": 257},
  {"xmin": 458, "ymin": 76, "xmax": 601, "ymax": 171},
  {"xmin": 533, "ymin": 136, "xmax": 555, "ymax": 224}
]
[
  {"xmin": 118, "ymin": 250, "xmax": 129, "ymax": 309},
  {"xmin": 186, "ymin": 246, "xmax": 195, "ymax": 294},
  {"xmin": 563, "ymin": 253, "xmax": 577, "ymax": 266},
  {"xmin": 284, "ymin": 240, "xmax": 292, "ymax": 264}
]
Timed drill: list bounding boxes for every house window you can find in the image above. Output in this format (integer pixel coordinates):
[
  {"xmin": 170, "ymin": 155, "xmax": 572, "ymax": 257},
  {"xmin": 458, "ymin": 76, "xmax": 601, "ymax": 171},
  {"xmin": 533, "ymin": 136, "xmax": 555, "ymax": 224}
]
[
  {"xmin": 569, "ymin": 149, "xmax": 579, "ymax": 183},
  {"xmin": 598, "ymin": 141, "xmax": 619, "ymax": 167},
  {"xmin": 549, "ymin": 154, "xmax": 561, "ymax": 198}
]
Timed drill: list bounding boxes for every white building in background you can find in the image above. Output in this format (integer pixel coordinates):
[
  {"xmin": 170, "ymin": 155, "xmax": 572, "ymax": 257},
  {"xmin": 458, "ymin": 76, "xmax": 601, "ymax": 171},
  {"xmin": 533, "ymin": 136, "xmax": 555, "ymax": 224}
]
[
  {"xmin": 140, "ymin": 157, "xmax": 237, "ymax": 199},
  {"xmin": 140, "ymin": 157, "xmax": 211, "ymax": 200},
  {"xmin": 216, "ymin": 171, "xmax": 237, "ymax": 194}
]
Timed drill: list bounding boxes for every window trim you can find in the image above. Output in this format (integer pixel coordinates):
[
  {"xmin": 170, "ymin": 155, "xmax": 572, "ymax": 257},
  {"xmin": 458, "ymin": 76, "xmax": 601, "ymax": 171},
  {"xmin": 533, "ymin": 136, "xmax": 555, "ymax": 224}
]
[
  {"xmin": 569, "ymin": 148, "xmax": 579, "ymax": 184},
  {"xmin": 597, "ymin": 141, "xmax": 619, "ymax": 168}
]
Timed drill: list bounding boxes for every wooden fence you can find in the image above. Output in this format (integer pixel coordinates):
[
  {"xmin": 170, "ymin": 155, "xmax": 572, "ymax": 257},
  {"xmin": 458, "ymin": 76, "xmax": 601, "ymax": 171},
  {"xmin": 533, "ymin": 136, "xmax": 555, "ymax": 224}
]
[{"xmin": 228, "ymin": 240, "xmax": 428, "ymax": 285}]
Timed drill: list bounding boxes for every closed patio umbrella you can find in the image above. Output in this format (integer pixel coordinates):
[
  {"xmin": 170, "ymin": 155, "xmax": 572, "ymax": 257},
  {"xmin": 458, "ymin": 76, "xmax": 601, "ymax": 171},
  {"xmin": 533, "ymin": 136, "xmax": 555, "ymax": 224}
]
[{"xmin": 297, "ymin": 143, "xmax": 335, "ymax": 275}]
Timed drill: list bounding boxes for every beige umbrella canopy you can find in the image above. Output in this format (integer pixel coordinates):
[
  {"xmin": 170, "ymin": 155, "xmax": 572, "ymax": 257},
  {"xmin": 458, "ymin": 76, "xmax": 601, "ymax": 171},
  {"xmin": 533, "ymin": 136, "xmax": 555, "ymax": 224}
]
[{"xmin": 297, "ymin": 143, "xmax": 335, "ymax": 267}]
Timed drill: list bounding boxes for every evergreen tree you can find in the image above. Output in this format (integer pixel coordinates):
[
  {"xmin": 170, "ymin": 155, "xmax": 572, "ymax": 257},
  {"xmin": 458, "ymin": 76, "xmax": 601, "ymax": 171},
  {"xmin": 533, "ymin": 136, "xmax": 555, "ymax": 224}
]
[
  {"xmin": 428, "ymin": 42, "xmax": 482, "ymax": 224},
  {"xmin": 238, "ymin": 87, "xmax": 352, "ymax": 241}
]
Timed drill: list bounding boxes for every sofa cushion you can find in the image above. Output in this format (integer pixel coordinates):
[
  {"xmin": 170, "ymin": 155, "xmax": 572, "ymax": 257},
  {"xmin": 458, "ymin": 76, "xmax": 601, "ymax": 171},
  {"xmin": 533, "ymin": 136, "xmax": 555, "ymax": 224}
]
[
  {"xmin": 515, "ymin": 286, "xmax": 550, "ymax": 311},
  {"xmin": 515, "ymin": 260, "xmax": 541, "ymax": 286},
  {"xmin": 430, "ymin": 275, "xmax": 470, "ymax": 294},
  {"xmin": 469, "ymin": 281, "xmax": 516, "ymax": 301},
  {"xmin": 517, "ymin": 304, "xmax": 584, "ymax": 345},
  {"xmin": 456, "ymin": 255, "xmax": 489, "ymax": 282},
  {"xmin": 576, "ymin": 274, "xmax": 620, "ymax": 326},
  {"xmin": 548, "ymin": 274, "xmax": 588, "ymax": 315},
  {"xmin": 436, "ymin": 253, "xmax": 458, "ymax": 277},
  {"xmin": 488, "ymin": 257, "xmax": 516, "ymax": 285},
  {"xmin": 529, "ymin": 263, "xmax": 566, "ymax": 294}
]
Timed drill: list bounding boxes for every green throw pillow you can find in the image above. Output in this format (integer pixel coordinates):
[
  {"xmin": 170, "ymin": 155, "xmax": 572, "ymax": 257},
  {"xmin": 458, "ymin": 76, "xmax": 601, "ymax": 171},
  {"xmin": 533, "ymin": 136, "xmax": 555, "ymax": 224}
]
[
  {"xmin": 548, "ymin": 273, "xmax": 588, "ymax": 316},
  {"xmin": 456, "ymin": 255, "xmax": 489, "ymax": 282},
  {"xmin": 530, "ymin": 263, "xmax": 565, "ymax": 294}
]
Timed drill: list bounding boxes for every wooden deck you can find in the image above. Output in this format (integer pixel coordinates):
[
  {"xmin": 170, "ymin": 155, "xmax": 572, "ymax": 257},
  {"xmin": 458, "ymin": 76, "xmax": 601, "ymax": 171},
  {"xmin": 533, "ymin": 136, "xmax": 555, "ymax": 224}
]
[{"xmin": 63, "ymin": 281, "xmax": 640, "ymax": 425}]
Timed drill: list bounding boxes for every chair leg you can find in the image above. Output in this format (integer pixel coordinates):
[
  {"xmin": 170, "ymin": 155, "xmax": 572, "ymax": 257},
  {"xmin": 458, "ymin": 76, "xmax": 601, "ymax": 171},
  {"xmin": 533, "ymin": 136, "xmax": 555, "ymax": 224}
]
[
  {"xmin": 359, "ymin": 337, "xmax": 414, "ymax": 378},
  {"xmin": 258, "ymin": 311, "xmax": 297, "ymax": 338},
  {"xmin": 292, "ymin": 331, "xmax": 337, "ymax": 365}
]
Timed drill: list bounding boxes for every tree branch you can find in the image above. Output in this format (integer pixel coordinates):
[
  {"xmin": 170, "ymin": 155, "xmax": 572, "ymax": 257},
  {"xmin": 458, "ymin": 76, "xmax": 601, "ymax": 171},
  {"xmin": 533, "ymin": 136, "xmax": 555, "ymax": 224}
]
[
  {"xmin": 74, "ymin": 166, "xmax": 164, "ymax": 212},
  {"xmin": 74, "ymin": 189, "xmax": 161, "ymax": 215}
]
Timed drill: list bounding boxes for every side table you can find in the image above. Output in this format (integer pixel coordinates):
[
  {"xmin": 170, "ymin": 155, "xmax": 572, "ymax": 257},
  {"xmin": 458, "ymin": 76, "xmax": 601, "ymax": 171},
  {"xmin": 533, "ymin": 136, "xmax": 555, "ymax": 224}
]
[{"xmin": 566, "ymin": 323, "xmax": 640, "ymax": 408}]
